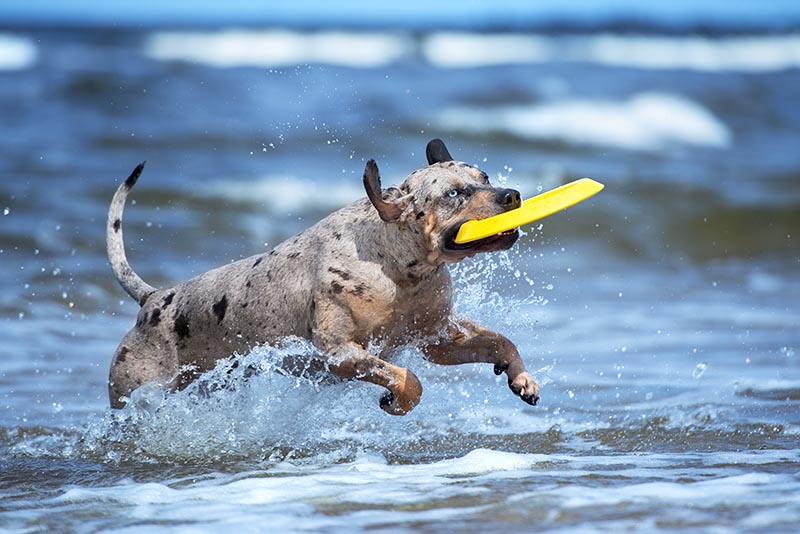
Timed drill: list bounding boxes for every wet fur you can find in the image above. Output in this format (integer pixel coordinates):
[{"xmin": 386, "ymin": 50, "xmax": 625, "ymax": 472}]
[{"xmin": 107, "ymin": 139, "xmax": 540, "ymax": 414}]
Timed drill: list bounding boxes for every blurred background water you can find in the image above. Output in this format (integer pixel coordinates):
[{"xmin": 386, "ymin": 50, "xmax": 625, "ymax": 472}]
[{"xmin": 1, "ymin": 1, "xmax": 799, "ymax": 533}]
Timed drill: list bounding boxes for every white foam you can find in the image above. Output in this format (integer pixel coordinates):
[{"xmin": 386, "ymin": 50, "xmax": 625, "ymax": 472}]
[
  {"xmin": 204, "ymin": 175, "xmax": 364, "ymax": 213},
  {"xmin": 424, "ymin": 32, "xmax": 800, "ymax": 72},
  {"xmin": 0, "ymin": 34, "xmax": 37, "ymax": 71},
  {"xmin": 589, "ymin": 33, "xmax": 800, "ymax": 73},
  {"xmin": 423, "ymin": 33, "xmax": 553, "ymax": 68},
  {"xmin": 438, "ymin": 92, "xmax": 731, "ymax": 151},
  {"xmin": 49, "ymin": 449, "xmax": 800, "ymax": 533},
  {"xmin": 145, "ymin": 30, "xmax": 410, "ymax": 68}
]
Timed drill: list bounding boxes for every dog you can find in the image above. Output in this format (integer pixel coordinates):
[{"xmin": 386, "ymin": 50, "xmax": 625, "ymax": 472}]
[{"xmin": 107, "ymin": 139, "xmax": 540, "ymax": 414}]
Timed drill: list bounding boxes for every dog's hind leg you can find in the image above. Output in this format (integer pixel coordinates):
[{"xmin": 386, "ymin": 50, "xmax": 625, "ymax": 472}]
[
  {"xmin": 108, "ymin": 328, "xmax": 180, "ymax": 409},
  {"xmin": 423, "ymin": 318, "xmax": 540, "ymax": 406}
]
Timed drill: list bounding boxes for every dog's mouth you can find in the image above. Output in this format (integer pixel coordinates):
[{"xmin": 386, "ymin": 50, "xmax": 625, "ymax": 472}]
[{"xmin": 442, "ymin": 222, "xmax": 519, "ymax": 255}]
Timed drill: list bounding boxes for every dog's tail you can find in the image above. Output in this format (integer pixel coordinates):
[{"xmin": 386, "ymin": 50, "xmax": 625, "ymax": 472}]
[{"xmin": 106, "ymin": 162, "xmax": 156, "ymax": 305}]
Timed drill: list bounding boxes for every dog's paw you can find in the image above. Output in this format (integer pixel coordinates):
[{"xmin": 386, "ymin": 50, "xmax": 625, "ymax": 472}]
[
  {"xmin": 508, "ymin": 372, "xmax": 540, "ymax": 406},
  {"xmin": 380, "ymin": 369, "xmax": 423, "ymax": 416}
]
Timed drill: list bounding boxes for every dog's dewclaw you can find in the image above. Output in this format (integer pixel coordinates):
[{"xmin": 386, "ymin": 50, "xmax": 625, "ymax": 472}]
[{"xmin": 454, "ymin": 178, "xmax": 605, "ymax": 244}]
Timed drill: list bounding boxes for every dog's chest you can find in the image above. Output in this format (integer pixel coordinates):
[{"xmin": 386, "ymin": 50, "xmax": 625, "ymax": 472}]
[{"xmin": 366, "ymin": 275, "xmax": 452, "ymax": 344}]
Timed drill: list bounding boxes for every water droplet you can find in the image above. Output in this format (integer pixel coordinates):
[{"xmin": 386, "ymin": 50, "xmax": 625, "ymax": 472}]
[
  {"xmin": 3, "ymin": 207, "xmax": 9, "ymax": 216},
  {"xmin": 692, "ymin": 362, "xmax": 708, "ymax": 379}
]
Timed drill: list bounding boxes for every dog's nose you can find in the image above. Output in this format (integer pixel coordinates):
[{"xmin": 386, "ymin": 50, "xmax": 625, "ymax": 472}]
[{"xmin": 496, "ymin": 188, "xmax": 521, "ymax": 210}]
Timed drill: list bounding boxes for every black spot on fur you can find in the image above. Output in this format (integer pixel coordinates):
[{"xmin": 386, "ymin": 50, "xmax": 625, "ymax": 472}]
[
  {"xmin": 174, "ymin": 314, "xmax": 190, "ymax": 340},
  {"xmin": 328, "ymin": 267, "xmax": 352, "ymax": 280},
  {"xmin": 333, "ymin": 232, "xmax": 342, "ymax": 240},
  {"xmin": 416, "ymin": 211, "xmax": 425, "ymax": 220},
  {"xmin": 253, "ymin": 257, "xmax": 263, "ymax": 268},
  {"xmin": 138, "ymin": 291, "xmax": 153, "ymax": 306},
  {"xmin": 351, "ymin": 284, "xmax": 368, "ymax": 297},
  {"xmin": 245, "ymin": 280, "xmax": 252, "ymax": 288},
  {"xmin": 117, "ymin": 346, "xmax": 129, "ymax": 363},
  {"xmin": 407, "ymin": 260, "xmax": 420, "ymax": 268},
  {"xmin": 331, "ymin": 281, "xmax": 344, "ymax": 294},
  {"xmin": 149, "ymin": 308, "xmax": 161, "ymax": 326},
  {"xmin": 288, "ymin": 252, "xmax": 300, "ymax": 259},
  {"xmin": 113, "ymin": 218, "xmax": 121, "ymax": 232},
  {"xmin": 163, "ymin": 292, "xmax": 175, "ymax": 307},
  {"xmin": 212, "ymin": 295, "xmax": 228, "ymax": 324}
]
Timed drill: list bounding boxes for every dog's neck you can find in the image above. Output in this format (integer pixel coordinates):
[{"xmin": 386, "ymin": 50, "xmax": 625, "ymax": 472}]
[{"xmin": 359, "ymin": 208, "xmax": 444, "ymax": 287}]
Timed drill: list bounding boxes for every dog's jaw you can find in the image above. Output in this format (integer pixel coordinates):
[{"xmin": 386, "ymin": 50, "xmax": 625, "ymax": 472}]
[{"xmin": 440, "ymin": 222, "xmax": 519, "ymax": 262}]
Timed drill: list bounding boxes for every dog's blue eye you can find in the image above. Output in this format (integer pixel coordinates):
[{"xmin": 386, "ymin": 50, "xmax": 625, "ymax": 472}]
[{"xmin": 448, "ymin": 190, "xmax": 459, "ymax": 198}]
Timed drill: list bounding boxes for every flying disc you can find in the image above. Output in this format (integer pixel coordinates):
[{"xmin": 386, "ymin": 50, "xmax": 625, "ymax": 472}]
[{"xmin": 454, "ymin": 178, "xmax": 604, "ymax": 244}]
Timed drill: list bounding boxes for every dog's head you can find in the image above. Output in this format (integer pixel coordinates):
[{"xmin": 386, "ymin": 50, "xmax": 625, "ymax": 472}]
[{"xmin": 363, "ymin": 139, "xmax": 520, "ymax": 265}]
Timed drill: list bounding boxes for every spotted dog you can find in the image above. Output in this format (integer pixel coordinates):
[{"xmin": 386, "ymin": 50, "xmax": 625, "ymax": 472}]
[{"xmin": 107, "ymin": 139, "xmax": 540, "ymax": 414}]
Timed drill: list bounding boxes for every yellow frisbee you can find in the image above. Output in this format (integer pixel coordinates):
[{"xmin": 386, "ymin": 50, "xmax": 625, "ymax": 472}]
[{"xmin": 454, "ymin": 178, "xmax": 604, "ymax": 244}]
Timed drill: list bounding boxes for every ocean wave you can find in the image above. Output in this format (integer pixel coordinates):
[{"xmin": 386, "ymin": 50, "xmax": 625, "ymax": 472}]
[
  {"xmin": 0, "ymin": 34, "xmax": 36, "ymax": 71},
  {"xmin": 43, "ymin": 448, "xmax": 800, "ymax": 533},
  {"xmin": 144, "ymin": 30, "xmax": 411, "ymax": 68},
  {"xmin": 143, "ymin": 30, "xmax": 800, "ymax": 72},
  {"xmin": 203, "ymin": 175, "xmax": 364, "ymax": 213},
  {"xmin": 438, "ymin": 92, "xmax": 731, "ymax": 151},
  {"xmin": 424, "ymin": 32, "xmax": 800, "ymax": 72}
]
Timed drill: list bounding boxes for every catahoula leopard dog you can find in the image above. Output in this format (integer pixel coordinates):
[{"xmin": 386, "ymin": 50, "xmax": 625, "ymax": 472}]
[{"xmin": 107, "ymin": 139, "xmax": 540, "ymax": 414}]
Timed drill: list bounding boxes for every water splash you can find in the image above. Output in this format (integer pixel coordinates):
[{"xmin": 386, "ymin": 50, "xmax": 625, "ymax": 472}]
[
  {"xmin": 9, "ymin": 251, "xmax": 555, "ymax": 464},
  {"xmin": 692, "ymin": 362, "xmax": 708, "ymax": 379}
]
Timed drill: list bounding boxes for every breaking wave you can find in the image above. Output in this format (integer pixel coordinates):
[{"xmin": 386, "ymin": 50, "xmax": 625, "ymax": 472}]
[
  {"xmin": 203, "ymin": 175, "xmax": 364, "ymax": 213},
  {"xmin": 0, "ymin": 34, "xmax": 36, "ymax": 71},
  {"xmin": 144, "ymin": 30, "xmax": 411, "ymax": 69},
  {"xmin": 438, "ymin": 92, "xmax": 731, "ymax": 151},
  {"xmin": 143, "ymin": 30, "xmax": 800, "ymax": 73},
  {"xmin": 423, "ymin": 32, "xmax": 800, "ymax": 72}
]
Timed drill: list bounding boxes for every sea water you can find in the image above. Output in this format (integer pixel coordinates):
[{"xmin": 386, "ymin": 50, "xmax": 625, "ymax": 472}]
[{"xmin": 1, "ymin": 13, "xmax": 799, "ymax": 534}]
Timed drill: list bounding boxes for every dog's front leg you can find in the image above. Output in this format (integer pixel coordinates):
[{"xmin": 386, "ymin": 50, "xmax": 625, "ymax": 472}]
[
  {"xmin": 312, "ymin": 299, "xmax": 422, "ymax": 415},
  {"xmin": 324, "ymin": 342, "xmax": 423, "ymax": 415},
  {"xmin": 423, "ymin": 318, "xmax": 540, "ymax": 406}
]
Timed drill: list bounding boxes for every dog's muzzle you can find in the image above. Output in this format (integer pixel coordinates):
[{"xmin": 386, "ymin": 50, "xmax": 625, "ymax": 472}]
[{"xmin": 442, "ymin": 187, "xmax": 522, "ymax": 255}]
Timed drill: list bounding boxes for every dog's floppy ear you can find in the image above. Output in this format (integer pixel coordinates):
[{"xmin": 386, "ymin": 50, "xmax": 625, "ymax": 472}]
[
  {"xmin": 426, "ymin": 138, "xmax": 453, "ymax": 165},
  {"xmin": 363, "ymin": 159, "xmax": 412, "ymax": 223}
]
